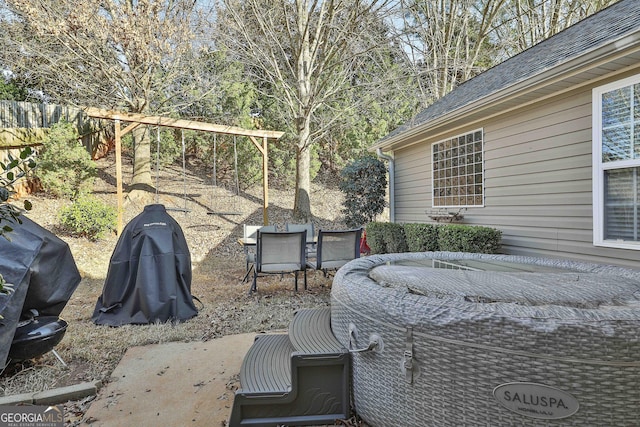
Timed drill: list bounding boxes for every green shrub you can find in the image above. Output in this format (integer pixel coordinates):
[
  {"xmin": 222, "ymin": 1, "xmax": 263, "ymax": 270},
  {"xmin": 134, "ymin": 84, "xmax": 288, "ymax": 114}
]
[
  {"xmin": 339, "ymin": 156, "xmax": 387, "ymax": 228},
  {"xmin": 366, "ymin": 221, "xmax": 407, "ymax": 254},
  {"xmin": 437, "ymin": 224, "xmax": 502, "ymax": 253},
  {"xmin": 382, "ymin": 222, "xmax": 407, "ymax": 253},
  {"xmin": 58, "ymin": 195, "xmax": 117, "ymax": 240},
  {"xmin": 37, "ymin": 121, "xmax": 96, "ymax": 198},
  {"xmin": 365, "ymin": 222, "xmax": 387, "ymax": 254},
  {"xmin": 0, "ymin": 146, "xmax": 36, "ymax": 238},
  {"xmin": 404, "ymin": 223, "xmax": 440, "ymax": 252},
  {"xmin": 368, "ymin": 222, "xmax": 501, "ymax": 254}
]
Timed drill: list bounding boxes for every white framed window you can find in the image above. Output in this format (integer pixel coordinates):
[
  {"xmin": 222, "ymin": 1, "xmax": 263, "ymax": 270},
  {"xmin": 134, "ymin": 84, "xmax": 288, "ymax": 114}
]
[
  {"xmin": 431, "ymin": 129, "xmax": 484, "ymax": 207},
  {"xmin": 593, "ymin": 74, "xmax": 640, "ymax": 249}
]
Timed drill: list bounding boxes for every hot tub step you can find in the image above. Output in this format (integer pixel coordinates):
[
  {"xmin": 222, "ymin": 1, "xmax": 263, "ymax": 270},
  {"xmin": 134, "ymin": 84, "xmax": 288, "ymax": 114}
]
[
  {"xmin": 229, "ymin": 308, "xmax": 351, "ymax": 427},
  {"xmin": 239, "ymin": 334, "xmax": 294, "ymax": 394},
  {"xmin": 289, "ymin": 307, "xmax": 344, "ymax": 354}
]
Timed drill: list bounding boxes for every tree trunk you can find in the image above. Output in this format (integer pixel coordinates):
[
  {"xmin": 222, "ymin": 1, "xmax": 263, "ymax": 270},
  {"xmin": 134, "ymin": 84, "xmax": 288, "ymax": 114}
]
[
  {"xmin": 293, "ymin": 1, "xmax": 313, "ymax": 222},
  {"xmin": 128, "ymin": 125, "xmax": 155, "ymax": 206},
  {"xmin": 294, "ymin": 138, "xmax": 312, "ymax": 222}
]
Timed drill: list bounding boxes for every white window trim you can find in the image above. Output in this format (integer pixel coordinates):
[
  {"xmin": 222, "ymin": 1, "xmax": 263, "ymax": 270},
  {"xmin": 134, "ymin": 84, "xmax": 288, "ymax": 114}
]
[
  {"xmin": 592, "ymin": 73, "xmax": 640, "ymax": 250},
  {"xmin": 430, "ymin": 128, "xmax": 485, "ymax": 209}
]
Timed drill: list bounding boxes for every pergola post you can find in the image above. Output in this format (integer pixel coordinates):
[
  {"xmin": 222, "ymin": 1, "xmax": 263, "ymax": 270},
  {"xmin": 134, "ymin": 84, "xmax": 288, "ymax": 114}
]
[
  {"xmin": 262, "ymin": 136, "xmax": 269, "ymax": 225},
  {"xmin": 114, "ymin": 119, "xmax": 123, "ymax": 234}
]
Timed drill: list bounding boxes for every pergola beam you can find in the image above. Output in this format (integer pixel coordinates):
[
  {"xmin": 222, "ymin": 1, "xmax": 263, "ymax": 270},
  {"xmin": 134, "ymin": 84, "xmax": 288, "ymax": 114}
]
[
  {"xmin": 84, "ymin": 108, "xmax": 283, "ymax": 233},
  {"xmin": 85, "ymin": 107, "xmax": 284, "ymax": 139}
]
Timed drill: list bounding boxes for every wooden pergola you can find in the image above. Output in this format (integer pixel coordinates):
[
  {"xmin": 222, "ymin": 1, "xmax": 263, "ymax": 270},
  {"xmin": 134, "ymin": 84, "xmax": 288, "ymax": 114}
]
[{"xmin": 85, "ymin": 107, "xmax": 285, "ymax": 234}]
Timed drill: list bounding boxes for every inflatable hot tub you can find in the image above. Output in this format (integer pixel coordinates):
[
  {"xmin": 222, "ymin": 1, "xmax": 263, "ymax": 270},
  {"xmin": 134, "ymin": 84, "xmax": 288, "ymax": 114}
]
[{"xmin": 331, "ymin": 252, "xmax": 640, "ymax": 426}]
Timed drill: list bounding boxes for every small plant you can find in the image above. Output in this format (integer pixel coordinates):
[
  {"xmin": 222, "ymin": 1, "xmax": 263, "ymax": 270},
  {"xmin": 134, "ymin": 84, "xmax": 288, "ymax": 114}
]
[
  {"xmin": 58, "ymin": 195, "xmax": 117, "ymax": 240},
  {"xmin": 0, "ymin": 146, "xmax": 36, "ymax": 238},
  {"xmin": 37, "ymin": 120, "xmax": 96, "ymax": 198},
  {"xmin": 0, "ymin": 273, "xmax": 14, "ymax": 295},
  {"xmin": 339, "ymin": 156, "xmax": 387, "ymax": 228},
  {"xmin": 0, "ymin": 273, "xmax": 15, "ymax": 320}
]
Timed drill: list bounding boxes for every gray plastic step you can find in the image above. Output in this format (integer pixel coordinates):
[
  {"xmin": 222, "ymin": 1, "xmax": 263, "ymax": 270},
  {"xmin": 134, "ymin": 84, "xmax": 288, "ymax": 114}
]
[
  {"xmin": 239, "ymin": 334, "xmax": 294, "ymax": 394},
  {"xmin": 229, "ymin": 307, "xmax": 350, "ymax": 426},
  {"xmin": 289, "ymin": 307, "xmax": 344, "ymax": 354}
]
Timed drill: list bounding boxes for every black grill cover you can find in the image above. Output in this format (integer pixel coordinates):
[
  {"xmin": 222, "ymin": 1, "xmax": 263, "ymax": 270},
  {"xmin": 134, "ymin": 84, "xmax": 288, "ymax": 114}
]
[
  {"xmin": 92, "ymin": 204, "xmax": 197, "ymax": 326},
  {"xmin": 0, "ymin": 215, "xmax": 81, "ymax": 368}
]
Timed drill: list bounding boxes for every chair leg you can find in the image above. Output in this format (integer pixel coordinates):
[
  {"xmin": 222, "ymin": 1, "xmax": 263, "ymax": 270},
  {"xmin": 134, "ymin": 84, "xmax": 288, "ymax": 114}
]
[
  {"xmin": 250, "ymin": 271, "xmax": 258, "ymax": 294},
  {"xmin": 304, "ymin": 269, "xmax": 307, "ymax": 290},
  {"xmin": 294, "ymin": 271, "xmax": 298, "ymax": 292},
  {"xmin": 242, "ymin": 264, "xmax": 253, "ymax": 283}
]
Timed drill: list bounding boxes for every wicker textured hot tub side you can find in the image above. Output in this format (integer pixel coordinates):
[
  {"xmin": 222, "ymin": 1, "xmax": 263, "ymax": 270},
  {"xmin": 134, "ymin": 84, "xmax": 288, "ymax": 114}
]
[{"xmin": 331, "ymin": 252, "xmax": 640, "ymax": 427}]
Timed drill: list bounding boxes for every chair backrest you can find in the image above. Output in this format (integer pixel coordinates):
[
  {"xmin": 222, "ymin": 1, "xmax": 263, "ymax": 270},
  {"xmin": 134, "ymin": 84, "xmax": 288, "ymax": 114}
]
[
  {"xmin": 243, "ymin": 224, "xmax": 277, "ymax": 245},
  {"xmin": 316, "ymin": 228, "xmax": 362, "ymax": 270},
  {"xmin": 256, "ymin": 230, "xmax": 306, "ymax": 272},
  {"xmin": 285, "ymin": 223, "xmax": 315, "ymax": 242}
]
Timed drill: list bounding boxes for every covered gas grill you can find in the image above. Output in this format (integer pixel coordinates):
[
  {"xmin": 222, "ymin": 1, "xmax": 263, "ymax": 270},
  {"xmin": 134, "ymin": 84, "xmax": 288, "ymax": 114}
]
[
  {"xmin": 92, "ymin": 204, "xmax": 198, "ymax": 326},
  {"xmin": 0, "ymin": 216, "xmax": 81, "ymax": 368}
]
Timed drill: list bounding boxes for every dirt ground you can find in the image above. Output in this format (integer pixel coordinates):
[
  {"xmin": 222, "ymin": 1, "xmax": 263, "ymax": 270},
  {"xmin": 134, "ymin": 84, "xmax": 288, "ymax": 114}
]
[{"xmin": 0, "ymin": 153, "xmax": 352, "ymax": 424}]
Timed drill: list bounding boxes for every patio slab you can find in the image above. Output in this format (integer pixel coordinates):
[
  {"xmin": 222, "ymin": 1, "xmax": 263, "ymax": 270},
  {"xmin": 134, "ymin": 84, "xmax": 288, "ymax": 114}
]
[{"xmin": 83, "ymin": 333, "xmax": 256, "ymax": 427}]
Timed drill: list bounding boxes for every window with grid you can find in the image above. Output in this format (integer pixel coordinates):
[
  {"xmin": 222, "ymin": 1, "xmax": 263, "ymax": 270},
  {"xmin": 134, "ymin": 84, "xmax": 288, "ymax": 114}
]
[
  {"xmin": 593, "ymin": 74, "xmax": 640, "ymax": 249},
  {"xmin": 432, "ymin": 129, "xmax": 484, "ymax": 207}
]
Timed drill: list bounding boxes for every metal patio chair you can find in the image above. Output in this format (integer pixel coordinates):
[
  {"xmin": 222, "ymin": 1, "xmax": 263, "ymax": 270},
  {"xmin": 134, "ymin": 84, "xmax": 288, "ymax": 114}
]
[
  {"xmin": 285, "ymin": 222, "xmax": 316, "ymax": 256},
  {"xmin": 306, "ymin": 228, "xmax": 362, "ymax": 277},
  {"xmin": 250, "ymin": 230, "xmax": 307, "ymax": 293},
  {"xmin": 242, "ymin": 224, "xmax": 277, "ymax": 282}
]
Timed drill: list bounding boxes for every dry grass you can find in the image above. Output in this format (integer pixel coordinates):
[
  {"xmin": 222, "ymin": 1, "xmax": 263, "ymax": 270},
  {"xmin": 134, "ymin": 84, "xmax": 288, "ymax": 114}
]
[
  {"xmin": 0, "ymin": 266, "xmax": 334, "ymax": 394},
  {"xmin": 0, "ymin": 153, "xmax": 348, "ymax": 398}
]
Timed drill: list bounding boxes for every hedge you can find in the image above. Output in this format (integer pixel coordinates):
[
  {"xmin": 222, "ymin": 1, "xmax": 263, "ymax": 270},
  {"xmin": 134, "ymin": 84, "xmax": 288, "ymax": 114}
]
[
  {"xmin": 437, "ymin": 224, "xmax": 502, "ymax": 254},
  {"xmin": 365, "ymin": 222, "xmax": 502, "ymax": 254},
  {"xmin": 365, "ymin": 222, "xmax": 406, "ymax": 254},
  {"xmin": 404, "ymin": 223, "xmax": 440, "ymax": 252}
]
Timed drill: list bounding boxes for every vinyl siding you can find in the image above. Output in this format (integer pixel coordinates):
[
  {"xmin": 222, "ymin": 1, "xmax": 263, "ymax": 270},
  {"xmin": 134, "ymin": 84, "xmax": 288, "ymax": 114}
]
[{"xmin": 392, "ymin": 80, "xmax": 640, "ymax": 268}]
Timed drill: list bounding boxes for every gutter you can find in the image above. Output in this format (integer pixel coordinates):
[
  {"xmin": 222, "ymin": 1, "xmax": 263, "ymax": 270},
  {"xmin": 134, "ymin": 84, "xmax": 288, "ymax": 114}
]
[{"xmin": 376, "ymin": 148, "xmax": 394, "ymax": 223}]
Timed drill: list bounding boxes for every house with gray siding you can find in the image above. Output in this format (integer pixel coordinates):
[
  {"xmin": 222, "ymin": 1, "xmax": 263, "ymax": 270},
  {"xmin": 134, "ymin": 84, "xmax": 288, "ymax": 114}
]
[{"xmin": 371, "ymin": 0, "xmax": 640, "ymax": 268}]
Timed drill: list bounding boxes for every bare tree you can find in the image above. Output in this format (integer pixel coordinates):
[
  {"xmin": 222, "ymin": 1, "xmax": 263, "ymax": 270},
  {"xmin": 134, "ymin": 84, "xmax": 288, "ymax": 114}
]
[
  {"xmin": 0, "ymin": 0, "xmax": 215, "ymax": 200},
  {"xmin": 393, "ymin": 0, "xmax": 507, "ymax": 106},
  {"xmin": 498, "ymin": 0, "xmax": 620, "ymax": 54},
  {"xmin": 216, "ymin": 0, "xmax": 396, "ymax": 221},
  {"xmin": 393, "ymin": 0, "xmax": 620, "ymax": 108}
]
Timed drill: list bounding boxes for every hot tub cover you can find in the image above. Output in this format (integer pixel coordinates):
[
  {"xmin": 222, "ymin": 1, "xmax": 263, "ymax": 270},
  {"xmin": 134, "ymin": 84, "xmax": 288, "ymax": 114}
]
[
  {"xmin": 0, "ymin": 215, "xmax": 81, "ymax": 367},
  {"xmin": 92, "ymin": 204, "xmax": 197, "ymax": 326},
  {"xmin": 331, "ymin": 252, "xmax": 640, "ymax": 426}
]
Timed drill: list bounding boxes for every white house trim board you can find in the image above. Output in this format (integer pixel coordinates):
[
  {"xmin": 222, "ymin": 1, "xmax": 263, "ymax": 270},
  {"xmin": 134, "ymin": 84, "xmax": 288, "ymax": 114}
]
[{"xmin": 592, "ymin": 73, "xmax": 640, "ymax": 250}]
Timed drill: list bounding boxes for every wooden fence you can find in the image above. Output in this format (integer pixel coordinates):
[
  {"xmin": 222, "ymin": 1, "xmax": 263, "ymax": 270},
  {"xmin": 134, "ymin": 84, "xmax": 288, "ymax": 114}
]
[
  {"xmin": 0, "ymin": 100, "xmax": 109, "ymax": 158},
  {"xmin": 0, "ymin": 100, "xmax": 84, "ymax": 129},
  {"xmin": 0, "ymin": 101, "xmax": 113, "ymax": 196}
]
